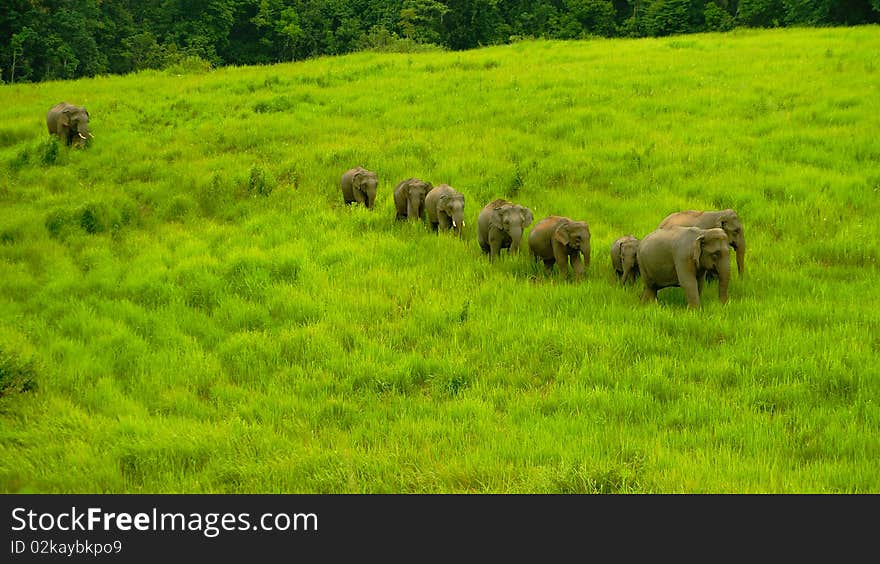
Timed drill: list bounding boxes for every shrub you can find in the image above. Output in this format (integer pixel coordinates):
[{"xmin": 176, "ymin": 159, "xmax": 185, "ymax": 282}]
[
  {"xmin": 0, "ymin": 345, "xmax": 38, "ymax": 397},
  {"xmin": 242, "ymin": 164, "xmax": 275, "ymax": 198}
]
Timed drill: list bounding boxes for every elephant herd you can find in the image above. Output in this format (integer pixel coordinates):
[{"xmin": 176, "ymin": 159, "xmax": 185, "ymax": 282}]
[{"xmin": 341, "ymin": 166, "xmax": 746, "ymax": 309}]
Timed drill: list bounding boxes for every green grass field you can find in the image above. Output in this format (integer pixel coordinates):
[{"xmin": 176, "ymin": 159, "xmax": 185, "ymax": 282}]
[{"xmin": 1, "ymin": 26, "xmax": 878, "ymax": 493}]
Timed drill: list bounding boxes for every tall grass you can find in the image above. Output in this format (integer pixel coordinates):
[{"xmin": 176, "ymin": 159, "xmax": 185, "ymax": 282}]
[{"xmin": 0, "ymin": 26, "xmax": 878, "ymax": 493}]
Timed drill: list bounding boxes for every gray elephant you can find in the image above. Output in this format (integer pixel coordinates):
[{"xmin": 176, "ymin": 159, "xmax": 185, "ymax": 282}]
[
  {"xmin": 477, "ymin": 199, "xmax": 534, "ymax": 259},
  {"xmin": 659, "ymin": 209, "xmax": 745, "ymax": 276},
  {"xmin": 610, "ymin": 235, "xmax": 640, "ymax": 286},
  {"xmin": 46, "ymin": 102, "xmax": 92, "ymax": 148},
  {"xmin": 527, "ymin": 216, "xmax": 591, "ymax": 280},
  {"xmin": 637, "ymin": 226, "xmax": 730, "ymax": 309},
  {"xmin": 340, "ymin": 166, "xmax": 379, "ymax": 209},
  {"xmin": 425, "ymin": 184, "xmax": 465, "ymax": 237},
  {"xmin": 393, "ymin": 178, "xmax": 433, "ymax": 221}
]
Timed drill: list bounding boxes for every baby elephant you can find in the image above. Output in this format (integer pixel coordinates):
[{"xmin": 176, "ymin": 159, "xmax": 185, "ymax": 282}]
[
  {"xmin": 610, "ymin": 235, "xmax": 640, "ymax": 286},
  {"xmin": 425, "ymin": 184, "xmax": 465, "ymax": 237},
  {"xmin": 528, "ymin": 216, "xmax": 591, "ymax": 280},
  {"xmin": 394, "ymin": 177, "xmax": 433, "ymax": 221},
  {"xmin": 340, "ymin": 166, "xmax": 378, "ymax": 209},
  {"xmin": 637, "ymin": 226, "xmax": 730, "ymax": 309},
  {"xmin": 477, "ymin": 199, "xmax": 534, "ymax": 259}
]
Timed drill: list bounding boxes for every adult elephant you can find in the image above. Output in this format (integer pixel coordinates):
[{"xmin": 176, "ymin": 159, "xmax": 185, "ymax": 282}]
[
  {"xmin": 528, "ymin": 216, "xmax": 591, "ymax": 280},
  {"xmin": 393, "ymin": 178, "xmax": 433, "ymax": 221},
  {"xmin": 637, "ymin": 226, "xmax": 730, "ymax": 309},
  {"xmin": 659, "ymin": 209, "xmax": 745, "ymax": 276},
  {"xmin": 477, "ymin": 199, "xmax": 533, "ymax": 259},
  {"xmin": 340, "ymin": 166, "xmax": 379, "ymax": 209},
  {"xmin": 46, "ymin": 102, "xmax": 92, "ymax": 148},
  {"xmin": 425, "ymin": 184, "xmax": 465, "ymax": 237},
  {"xmin": 610, "ymin": 235, "xmax": 640, "ymax": 286}
]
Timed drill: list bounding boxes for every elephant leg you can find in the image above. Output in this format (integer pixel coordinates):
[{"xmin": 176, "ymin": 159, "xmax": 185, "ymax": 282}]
[
  {"xmin": 641, "ymin": 284, "xmax": 658, "ymax": 303},
  {"xmin": 542, "ymin": 259, "xmax": 555, "ymax": 272},
  {"xmin": 552, "ymin": 244, "xmax": 569, "ymax": 277},
  {"xmin": 438, "ymin": 213, "xmax": 451, "ymax": 231},
  {"xmin": 430, "ymin": 221, "xmax": 440, "ymax": 232},
  {"xmin": 697, "ymin": 274, "xmax": 705, "ymax": 297},
  {"xmin": 679, "ymin": 276, "xmax": 701, "ymax": 309},
  {"xmin": 354, "ymin": 189, "xmax": 366, "ymax": 206}
]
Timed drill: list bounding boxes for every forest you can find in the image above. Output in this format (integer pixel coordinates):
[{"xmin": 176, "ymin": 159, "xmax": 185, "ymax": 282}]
[{"xmin": 3, "ymin": 0, "xmax": 880, "ymax": 84}]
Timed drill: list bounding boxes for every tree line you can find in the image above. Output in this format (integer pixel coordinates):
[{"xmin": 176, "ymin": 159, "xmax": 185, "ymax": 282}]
[{"xmin": 3, "ymin": 0, "xmax": 879, "ymax": 83}]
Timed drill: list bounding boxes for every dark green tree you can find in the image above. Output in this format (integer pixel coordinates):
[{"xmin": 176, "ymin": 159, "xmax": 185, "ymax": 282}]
[
  {"xmin": 704, "ymin": 1, "xmax": 735, "ymax": 30},
  {"xmin": 737, "ymin": 0, "xmax": 784, "ymax": 26},
  {"xmin": 644, "ymin": 0, "xmax": 693, "ymax": 35},
  {"xmin": 400, "ymin": 0, "xmax": 449, "ymax": 44},
  {"xmin": 442, "ymin": 0, "xmax": 505, "ymax": 49},
  {"xmin": 557, "ymin": 0, "xmax": 617, "ymax": 37}
]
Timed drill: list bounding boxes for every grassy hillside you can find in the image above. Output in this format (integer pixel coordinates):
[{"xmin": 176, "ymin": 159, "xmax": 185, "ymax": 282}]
[{"xmin": 1, "ymin": 26, "xmax": 878, "ymax": 493}]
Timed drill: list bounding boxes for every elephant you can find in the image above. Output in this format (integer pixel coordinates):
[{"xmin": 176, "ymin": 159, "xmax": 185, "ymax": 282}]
[
  {"xmin": 658, "ymin": 209, "xmax": 745, "ymax": 276},
  {"xmin": 477, "ymin": 199, "xmax": 534, "ymax": 259},
  {"xmin": 610, "ymin": 235, "xmax": 640, "ymax": 286},
  {"xmin": 340, "ymin": 166, "xmax": 378, "ymax": 209},
  {"xmin": 46, "ymin": 102, "xmax": 92, "ymax": 148},
  {"xmin": 527, "ymin": 216, "xmax": 591, "ymax": 280},
  {"xmin": 393, "ymin": 178, "xmax": 433, "ymax": 221},
  {"xmin": 424, "ymin": 184, "xmax": 465, "ymax": 237},
  {"xmin": 637, "ymin": 226, "xmax": 730, "ymax": 309}
]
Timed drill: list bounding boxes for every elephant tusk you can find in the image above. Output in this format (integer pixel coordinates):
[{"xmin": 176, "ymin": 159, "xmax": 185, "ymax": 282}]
[
  {"xmin": 78, "ymin": 133, "xmax": 87, "ymax": 140},
  {"xmin": 452, "ymin": 221, "xmax": 457, "ymax": 228}
]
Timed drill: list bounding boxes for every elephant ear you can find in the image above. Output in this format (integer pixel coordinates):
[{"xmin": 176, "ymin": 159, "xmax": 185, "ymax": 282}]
[
  {"xmin": 60, "ymin": 108, "xmax": 72, "ymax": 127},
  {"xmin": 521, "ymin": 207, "xmax": 534, "ymax": 228},
  {"xmin": 554, "ymin": 222, "xmax": 571, "ymax": 246},
  {"xmin": 691, "ymin": 234, "xmax": 704, "ymax": 265},
  {"xmin": 438, "ymin": 194, "xmax": 450, "ymax": 206}
]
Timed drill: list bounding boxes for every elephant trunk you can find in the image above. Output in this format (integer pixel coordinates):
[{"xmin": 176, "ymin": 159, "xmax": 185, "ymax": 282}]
[
  {"xmin": 717, "ymin": 256, "xmax": 730, "ymax": 304},
  {"xmin": 735, "ymin": 240, "xmax": 745, "ymax": 276},
  {"xmin": 77, "ymin": 121, "xmax": 91, "ymax": 139},
  {"xmin": 509, "ymin": 227, "xmax": 523, "ymax": 254},
  {"xmin": 621, "ymin": 256, "xmax": 635, "ymax": 286},
  {"xmin": 452, "ymin": 209, "xmax": 464, "ymax": 237},
  {"xmin": 581, "ymin": 242, "xmax": 591, "ymax": 269}
]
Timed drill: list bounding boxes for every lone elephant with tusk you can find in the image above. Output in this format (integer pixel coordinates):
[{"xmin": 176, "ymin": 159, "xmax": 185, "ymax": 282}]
[
  {"xmin": 425, "ymin": 184, "xmax": 465, "ymax": 237},
  {"xmin": 610, "ymin": 234, "xmax": 640, "ymax": 286},
  {"xmin": 46, "ymin": 102, "xmax": 93, "ymax": 148},
  {"xmin": 393, "ymin": 177, "xmax": 433, "ymax": 221},
  {"xmin": 528, "ymin": 216, "xmax": 591, "ymax": 280},
  {"xmin": 340, "ymin": 166, "xmax": 379, "ymax": 209},
  {"xmin": 477, "ymin": 199, "xmax": 534, "ymax": 259},
  {"xmin": 658, "ymin": 209, "xmax": 745, "ymax": 276},
  {"xmin": 637, "ymin": 226, "xmax": 730, "ymax": 309}
]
